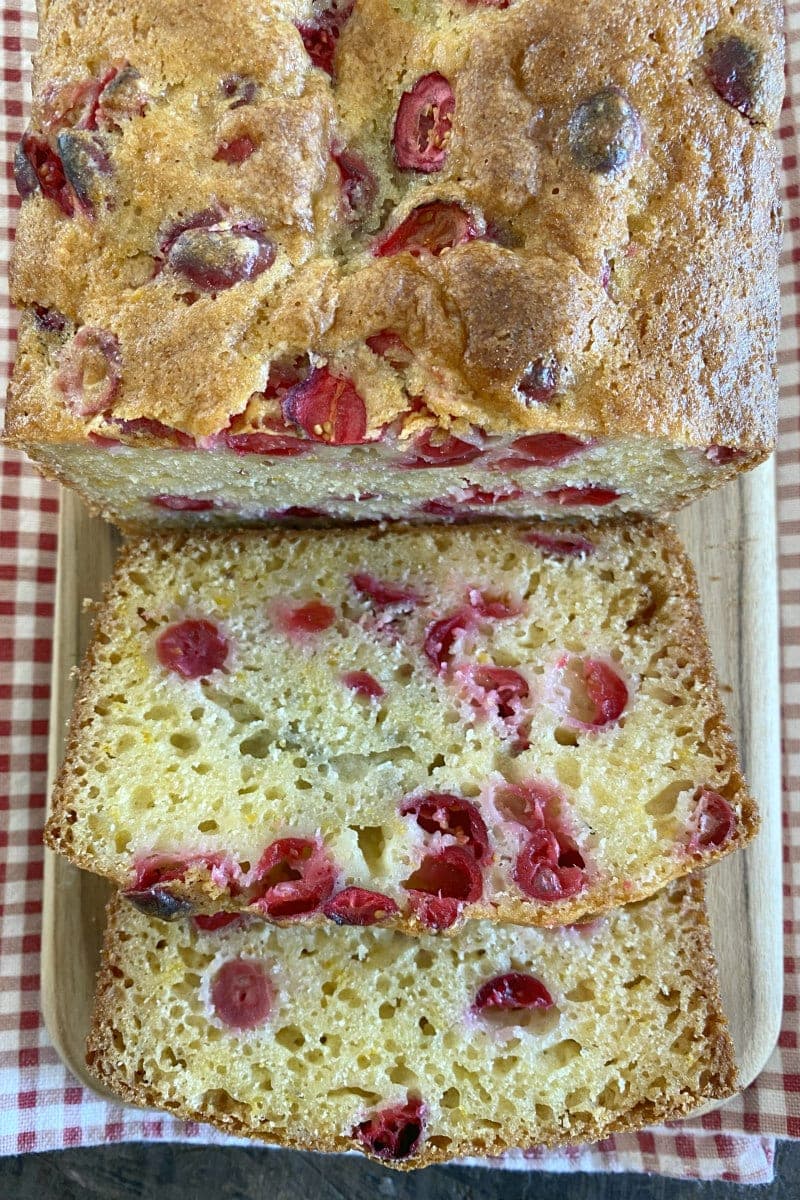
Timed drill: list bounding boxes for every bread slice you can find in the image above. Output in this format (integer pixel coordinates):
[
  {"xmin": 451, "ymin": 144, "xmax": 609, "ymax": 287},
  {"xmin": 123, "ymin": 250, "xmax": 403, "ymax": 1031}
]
[
  {"xmin": 5, "ymin": 1, "xmax": 783, "ymax": 530},
  {"xmin": 46, "ymin": 520, "xmax": 756, "ymax": 933},
  {"xmin": 86, "ymin": 877, "xmax": 737, "ymax": 1168}
]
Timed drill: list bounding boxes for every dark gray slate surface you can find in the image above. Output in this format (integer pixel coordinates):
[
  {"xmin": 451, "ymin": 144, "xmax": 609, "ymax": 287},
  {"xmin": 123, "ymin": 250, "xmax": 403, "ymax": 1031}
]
[{"xmin": 1, "ymin": 1142, "xmax": 798, "ymax": 1199}]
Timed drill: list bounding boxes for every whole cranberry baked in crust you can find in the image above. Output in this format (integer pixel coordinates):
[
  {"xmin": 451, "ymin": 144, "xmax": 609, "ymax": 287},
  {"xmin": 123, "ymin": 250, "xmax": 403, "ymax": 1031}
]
[
  {"xmin": 86, "ymin": 877, "xmax": 737, "ymax": 1167},
  {"xmin": 45, "ymin": 520, "xmax": 757, "ymax": 933},
  {"xmin": 3, "ymin": 0, "xmax": 783, "ymax": 529}
]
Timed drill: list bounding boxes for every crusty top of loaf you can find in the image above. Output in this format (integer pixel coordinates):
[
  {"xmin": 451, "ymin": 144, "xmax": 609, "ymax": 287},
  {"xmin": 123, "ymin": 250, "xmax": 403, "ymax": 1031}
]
[{"xmin": 7, "ymin": 0, "xmax": 783, "ymax": 449}]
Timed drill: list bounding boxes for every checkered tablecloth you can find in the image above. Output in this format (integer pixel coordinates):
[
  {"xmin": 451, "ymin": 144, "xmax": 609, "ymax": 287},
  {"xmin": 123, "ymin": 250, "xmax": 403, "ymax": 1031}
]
[{"xmin": 0, "ymin": 1, "xmax": 798, "ymax": 1185}]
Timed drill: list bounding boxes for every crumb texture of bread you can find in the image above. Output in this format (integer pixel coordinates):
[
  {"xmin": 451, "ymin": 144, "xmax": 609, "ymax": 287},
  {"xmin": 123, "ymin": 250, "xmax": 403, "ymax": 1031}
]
[
  {"xmin": 4, "ymin": 0, "xmax": 783, "ymax": 526},
  {"xmin": 86, "ymin": 878, "xmax": 737, "ymax": 1168},
  {"xmin": 46, "ymin": 521, "xmax": 757, "ymax": 932}
]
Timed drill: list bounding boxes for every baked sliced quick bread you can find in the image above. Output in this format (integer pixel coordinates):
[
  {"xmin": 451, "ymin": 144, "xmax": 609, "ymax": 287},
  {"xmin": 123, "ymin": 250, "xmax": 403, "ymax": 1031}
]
[
  {"xmin": 5, "ymin": 0, "xmax": 783, "ymax": 529},
  {"xmin": 86, "ymin": 877, "xmax": 737, "ymax": 1168},
  {"xmin": 47, "ymin": 521, "xmax": 756, "ymax": 933}
]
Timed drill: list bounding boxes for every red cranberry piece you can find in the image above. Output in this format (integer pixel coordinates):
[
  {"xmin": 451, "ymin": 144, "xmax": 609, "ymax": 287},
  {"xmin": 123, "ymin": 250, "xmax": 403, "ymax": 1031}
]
[
  {"xmin": 111, "ymin": 416, "xmax": 195, "ymax": 448},
  {"xmin": 351, "ymin": 572, "xmax": 423, "ymax": 608},
  {"xmin": 374, "ymin": 201, "xmax": 479, "ymax": 258},
  {"xmin": 466, "ymin": 589, "xmax": 522, "ymax": 620},
  {"xmin": 517, "ymin": 359, "xmax": 558, "ymax": 405},
  {"xmin": 55, "ymin": 327, "xmax": 122, "ymax": 416},
  {"xmin": 33, "ymin": 305, "xmax": 68, "ymax": 335},
  {"xmin": 268, "ymin": 505, "xmax": 327, "ymax": 520},
  {"xmin": 406, "ymin": 892, "xmax": 461, "ymax": 930},
  {"xmin": 473, "ymin": 972, "xmax": 554, "ymax": 1013},
  {"xmin": 273, "ymin": 600, "xmax": 336, "ymax": 636},
  {"xmin": 470, "ymin": 665, "xmax": 529, "ymax": 722},
  {"xmin": 393, "ymin": 73, "xmax": 455, "ymax": 173},
  {"xmin": 296, "ymin": 1, "xmax": 354, "ymax": 77},
  {"xmin": 420, "ymin": 498, "xmax": 456, "ymax": 517},
  {"xmin": 463, "ymin": 0, "xmax": 508, "ymax": 6},
  {"xmin": 55, "ymin": 130, "xmax": 113, "ymax": 216},
  {"xmin": 151, "ymin": 495, "xmax": 215, "ymax": 511},
  {"xmin": 493, "ymin": 780, "xmax": 559, "ymax": 832},
  {"xmin": 405, "ymin": 847, "xmax": 483, "ymax": 929},
  {"xmin": 543, "ymin": 485, "xmax": 621, "ymax": 507},
  {"xmin": 282, "ymin": 367, "xmax": 369, "ymax": 445},
  {"xmin": 323, "ymin": 887, "xmax": 399, "ymax": 925},
  {"xmin": 333, "ymin": 146, "xmax": 377, "ymax": 216},
  {"xmin": 567, "ymin": 87, "xmax": 641, "ymax": 175},
  {"xmin": 404, "ymin": 844, "xmax": 483, "ymax": 904},
  {"xmin": 706, "ymin": 444, "xmax": 746, "ymax": 465},
  {"xmin": 166, "ymin": 221, "xmax": 276, "ymax": 292},
  {"xmin": 41, "ymin": 74, "xmax": 104, "ymax": 133},
  {"xmin": 156, "ymin": 619, "xmax": 229, "ymax": 679},
  {"xmin": 213, "ymin": 136, "xmax": 257, "ymax": 164},
  {"xmin": 221, "ymin": 75, "xmax": 258, "ymax": 108},
  {"xmin": 366, "ymin": 330, "xmax": 413, "ymax": 369},
  {"xmin": 222, "ymin": 431, "xmax": 310, "ymax": 457},
  {"xmin": 132, "ymin": 852, "xmax": 235, "ymax": 891},
  {"xmin": 706, "ymin": 37, "xmax": 761, "ymax": 118},
  {"xmin": 461, "ymin": 484, "xmax": 523, "ymax": 506},
  {"xmin": 505, "ymin": 433, "xmax": 590, "ymax": 468},
  {"xmin": 554, "ymin": 655, "xmax": 628, "ymax": 728},
  {"xmin": 515, "ymin": 830, "xmax": 586, "ymax": 902},
  {"xmin": 124, "ymin": 851, "xmax": 235, "ymax": 920},
  {"xmin": 251, "ymin": 837, "xmax": 336, "ymax": 919},
  {"xmin": 211, "ymin": 958, "xmax": 272, "ymax": 1029},
  {"xmin": 194, "ymin": 912, "xmax": 242, "ymax": 931},
  {"xmin": 400, "ymin": 793, "xmax": 491, "ymax": 864},
  {"xmin": 583, "ymin": 659, "xmax": 629, "ymax": 726},
  {"xmin": 402, "ymin": 429, "xmax": 483, "ymax": 468},
  {"xmin": 523, "ymin": 530, "xmax": 595, "ymax": 558},
  {"xmin": 341, "ymin": 670, "xmax": 385, "ymax": 698},
  {"xmin": 688, "ymin": 789, "xmax": 737, "ymax": 852},
  {"xmin": 424, "ymin": 609, "xmax": 474, "ymax": 671},
  {"xmin": 353, "ymin": 1098, "xmax": 425, "ymax": 1161},
  {"xmin": 17, "ymin": 133, "xmax": 74, "ymax": 215}
]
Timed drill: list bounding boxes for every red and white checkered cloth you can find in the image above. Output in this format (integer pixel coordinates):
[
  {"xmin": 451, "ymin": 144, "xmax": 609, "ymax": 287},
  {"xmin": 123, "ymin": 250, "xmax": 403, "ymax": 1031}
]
[{"xmin": 0, "ymin": 2, "xmax": 798, "ymax": 1184}]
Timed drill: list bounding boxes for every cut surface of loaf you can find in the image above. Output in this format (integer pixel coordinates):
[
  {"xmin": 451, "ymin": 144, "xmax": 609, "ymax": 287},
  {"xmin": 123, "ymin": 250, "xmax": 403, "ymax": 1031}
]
[
  {"xmin": 86, "ymin": 878, "xmax": 737, "ymax": 1168},
  {"xmin": 47, "ymin": 521, "xmax": 756, "ymax": 933},
  {"xmin": 4, "ymin": 0, "xmax": 782, "ymax": 528}
]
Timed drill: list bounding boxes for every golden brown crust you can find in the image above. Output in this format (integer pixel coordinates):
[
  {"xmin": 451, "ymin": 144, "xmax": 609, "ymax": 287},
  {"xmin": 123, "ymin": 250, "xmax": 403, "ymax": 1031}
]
[
  {"xmin": 45, "ymin": 518, "xmax": 758, "ymax": 935},
  {"xmin": 5, "ymin": 0, "xmax": 782, "ymax": 456},
  {"xmin": 84, "ymin": 875, "xmax": 738, "ymax": 1168}
]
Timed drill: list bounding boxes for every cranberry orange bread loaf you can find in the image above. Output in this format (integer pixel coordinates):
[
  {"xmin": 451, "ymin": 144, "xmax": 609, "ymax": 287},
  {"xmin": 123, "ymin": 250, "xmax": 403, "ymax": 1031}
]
[
  {"xmin": 5, "ymin": 0, "xmax": 782, "ymax": 530},
  {"xmin": 46, "ymin": 521, "xmax": 756, "ymax": 932},
  {"xmin": 86, "ymin": 878, "xmax": 736, "ymax": 1167}
]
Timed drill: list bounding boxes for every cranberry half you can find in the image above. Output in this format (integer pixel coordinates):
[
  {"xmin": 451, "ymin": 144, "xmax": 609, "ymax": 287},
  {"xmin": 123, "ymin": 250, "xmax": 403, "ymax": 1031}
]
[
  {"xmin": 473, "ymin": 972, "xmax": 554, "ymax": 1013},
  {"xmin": 211, "ymin": 958, "xmax": 273, "ymax": 1030},
  {"xmin": 688, "ymin": 789, "xmax": 737, "ymax": 852},
  {"xmin": 296, "ymin": 1, "xmax": 354, "ymax": 77},
  {"xmin": 282, "ymin": 367, "xmax": 369, "ymax": 445},
  {"xmin": 353, "ymin": 1098, "xmax": 425, "ymax": 1161},
  {"xmin": 393, "ymin": 73, "xmax": 455, "ymax": 173},
  {"xmin": 55, "ymin": 327, "xmax": 122, "ymax": 417},
  {"xmin": 323, "ymin": 887, "xmax": 399, "ymax": 925},
  {"xmin": 251, "ymin": 837, "xmax": 336, "ymax": 919},
  {"xmin": 374, "ymin": 201, "xmax": 479, "ymax": 258},
  {"xmin": 333, "ymin": 146, "xmax": 377, "ymax": 217},
  {"xmin": 400, "ymin": 793, "xmax": 491, "ymax": 864},
  {"xmin": 155, "ymin": 619, "xmax": 229, "ymax": 679}
]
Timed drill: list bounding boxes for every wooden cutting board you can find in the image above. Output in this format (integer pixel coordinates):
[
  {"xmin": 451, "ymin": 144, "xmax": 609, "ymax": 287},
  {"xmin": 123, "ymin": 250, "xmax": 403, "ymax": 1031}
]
[{"xmin": 40, "ymin": 469, "xmax": 784, "ymax": 1109}]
